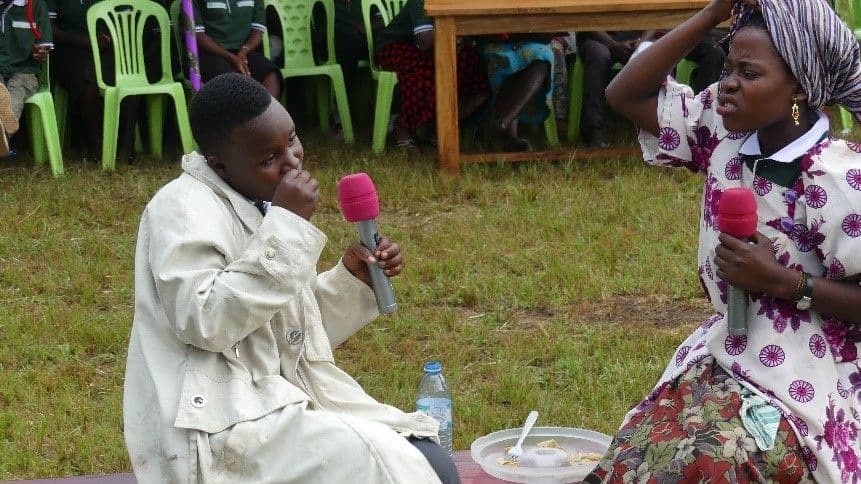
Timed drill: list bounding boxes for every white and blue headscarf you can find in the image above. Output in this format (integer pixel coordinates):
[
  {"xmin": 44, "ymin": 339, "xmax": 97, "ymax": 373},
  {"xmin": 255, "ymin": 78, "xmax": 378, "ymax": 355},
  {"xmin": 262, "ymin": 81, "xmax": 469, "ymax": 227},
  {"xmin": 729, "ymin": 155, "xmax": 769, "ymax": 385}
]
[{"xmin": 725, "ymin": 0, "xmax": 861, "ymax": 119}]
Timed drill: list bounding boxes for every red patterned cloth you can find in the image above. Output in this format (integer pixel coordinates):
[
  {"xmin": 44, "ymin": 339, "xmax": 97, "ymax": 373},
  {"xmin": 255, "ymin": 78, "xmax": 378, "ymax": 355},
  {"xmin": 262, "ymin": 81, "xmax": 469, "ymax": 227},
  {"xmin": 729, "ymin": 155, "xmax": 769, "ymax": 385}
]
[
  {"xmin": 376, "ymin": 42, "xmax": 489, "ymax": 133},
  {"xmin": 584, "ymin": 357, "xmax": 813, "ymax": 483}
]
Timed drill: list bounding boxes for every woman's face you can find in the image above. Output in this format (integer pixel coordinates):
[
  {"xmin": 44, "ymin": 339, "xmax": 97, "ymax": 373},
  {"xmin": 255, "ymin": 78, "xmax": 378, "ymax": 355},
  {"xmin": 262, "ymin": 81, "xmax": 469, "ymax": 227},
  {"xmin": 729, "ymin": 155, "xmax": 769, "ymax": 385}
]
[{"xmin": 717, "ymin": 26, "xmax": 805, "ymax": 133}]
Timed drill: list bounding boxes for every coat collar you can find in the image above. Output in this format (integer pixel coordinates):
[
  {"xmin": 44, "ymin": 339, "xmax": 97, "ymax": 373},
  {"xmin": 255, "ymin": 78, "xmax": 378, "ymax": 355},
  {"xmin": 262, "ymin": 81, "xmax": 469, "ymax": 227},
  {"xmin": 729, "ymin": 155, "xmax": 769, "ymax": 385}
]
[{"xmin": 181, "ymin": 152, "xmax": 264, "ymax": 231}]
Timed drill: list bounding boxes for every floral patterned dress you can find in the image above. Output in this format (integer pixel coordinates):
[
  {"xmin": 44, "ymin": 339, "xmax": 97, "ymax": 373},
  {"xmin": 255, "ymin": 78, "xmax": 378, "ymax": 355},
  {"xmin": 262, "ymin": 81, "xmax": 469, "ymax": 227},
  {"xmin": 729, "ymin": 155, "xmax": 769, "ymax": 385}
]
[{"xmin": 587, "ymin": 80, "xmax": 861, "ymax": 483}]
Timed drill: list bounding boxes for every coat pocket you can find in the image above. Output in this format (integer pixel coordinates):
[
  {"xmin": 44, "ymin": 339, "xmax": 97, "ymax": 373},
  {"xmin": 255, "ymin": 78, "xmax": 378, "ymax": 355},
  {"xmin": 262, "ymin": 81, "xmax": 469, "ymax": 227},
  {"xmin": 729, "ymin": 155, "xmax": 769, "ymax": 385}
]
[{"xmin": 300, "ymin": 290, "xmax": 335, "ymax": 362}]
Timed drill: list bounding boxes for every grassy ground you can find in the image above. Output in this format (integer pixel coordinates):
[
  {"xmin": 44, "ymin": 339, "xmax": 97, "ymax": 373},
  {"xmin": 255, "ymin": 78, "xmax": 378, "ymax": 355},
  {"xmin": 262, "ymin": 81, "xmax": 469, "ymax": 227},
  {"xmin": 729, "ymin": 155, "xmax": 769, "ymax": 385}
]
[{"xmin": 0, "ymin": 130, "xmax": 716, "ymax": 478}]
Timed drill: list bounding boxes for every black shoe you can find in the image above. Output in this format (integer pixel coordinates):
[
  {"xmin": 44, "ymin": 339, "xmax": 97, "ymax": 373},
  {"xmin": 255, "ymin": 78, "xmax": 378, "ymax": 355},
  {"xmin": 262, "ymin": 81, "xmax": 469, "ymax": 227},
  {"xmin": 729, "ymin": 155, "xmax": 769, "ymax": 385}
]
[
  {"xmin": 584, "ymin": 129, "xmax": 609, "ymax": 149},
  {"xmin": 479, "ymin": 122, "xmax": 530, "ymax": 152}
]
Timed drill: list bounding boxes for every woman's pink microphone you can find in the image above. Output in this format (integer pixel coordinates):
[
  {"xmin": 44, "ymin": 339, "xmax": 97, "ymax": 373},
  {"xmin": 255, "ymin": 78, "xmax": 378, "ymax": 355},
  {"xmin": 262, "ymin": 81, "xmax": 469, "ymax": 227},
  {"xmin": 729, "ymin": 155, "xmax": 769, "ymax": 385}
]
[
  {"xmin": 716, "ymin": 187, "xmax": 758, "ymax": 336},
  {"xmin": 337, "ymin": 173, "xmax": 397, "ymax": 314}
]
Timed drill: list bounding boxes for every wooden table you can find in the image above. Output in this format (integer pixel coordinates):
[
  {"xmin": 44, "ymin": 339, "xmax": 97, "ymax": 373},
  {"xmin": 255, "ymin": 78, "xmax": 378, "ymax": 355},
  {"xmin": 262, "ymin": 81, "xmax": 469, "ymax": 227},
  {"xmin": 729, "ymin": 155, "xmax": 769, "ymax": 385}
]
[{"xmin": 424, "ymin": 0, "xmax": 711, "ymax": 173}]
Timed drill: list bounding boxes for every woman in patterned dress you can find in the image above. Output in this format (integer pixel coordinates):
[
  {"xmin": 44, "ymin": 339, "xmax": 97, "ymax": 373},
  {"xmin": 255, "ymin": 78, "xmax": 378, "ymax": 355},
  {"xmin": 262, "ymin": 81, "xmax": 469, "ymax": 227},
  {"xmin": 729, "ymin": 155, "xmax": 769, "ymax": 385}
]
[{"xmin": 586, "ymin": 0, "xmax": 861, "ymax": 481}]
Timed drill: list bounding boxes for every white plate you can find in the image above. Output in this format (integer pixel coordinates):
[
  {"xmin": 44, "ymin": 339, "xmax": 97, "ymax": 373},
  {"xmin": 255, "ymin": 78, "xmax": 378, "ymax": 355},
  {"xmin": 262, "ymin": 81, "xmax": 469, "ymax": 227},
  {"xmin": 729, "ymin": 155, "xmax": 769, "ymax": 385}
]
[{"xmin": 470, "ymin": 426, "xmax": 611, "ymax": 484}]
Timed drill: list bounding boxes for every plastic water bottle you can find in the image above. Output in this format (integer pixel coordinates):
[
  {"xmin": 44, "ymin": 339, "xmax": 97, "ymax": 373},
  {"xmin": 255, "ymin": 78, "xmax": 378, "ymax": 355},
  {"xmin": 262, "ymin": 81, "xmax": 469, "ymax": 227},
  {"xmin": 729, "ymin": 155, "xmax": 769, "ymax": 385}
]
[{"xmin": 417, "ymin": 361, "xmax": 453, "ymax": 453}]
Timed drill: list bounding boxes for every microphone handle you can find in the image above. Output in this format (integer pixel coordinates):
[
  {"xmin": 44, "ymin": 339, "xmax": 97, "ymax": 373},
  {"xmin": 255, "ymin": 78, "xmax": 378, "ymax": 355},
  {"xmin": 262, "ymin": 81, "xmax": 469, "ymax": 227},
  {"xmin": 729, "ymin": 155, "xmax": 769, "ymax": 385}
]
[
  {"xmin": 356, "ymin": 219, "xmax": 397, "ymax": 314},
  {"xmin": 727, "ymin": 285, "xmax": 747, "ymax": 336}
]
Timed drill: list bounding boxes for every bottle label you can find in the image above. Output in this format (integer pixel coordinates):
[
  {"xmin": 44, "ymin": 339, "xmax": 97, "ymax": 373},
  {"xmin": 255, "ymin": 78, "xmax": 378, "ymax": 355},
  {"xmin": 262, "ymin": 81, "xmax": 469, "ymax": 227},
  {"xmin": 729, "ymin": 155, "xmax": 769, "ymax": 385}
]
[{"xmin": 416, "ymin": 397, "xmax": 452, "ymax": 430}]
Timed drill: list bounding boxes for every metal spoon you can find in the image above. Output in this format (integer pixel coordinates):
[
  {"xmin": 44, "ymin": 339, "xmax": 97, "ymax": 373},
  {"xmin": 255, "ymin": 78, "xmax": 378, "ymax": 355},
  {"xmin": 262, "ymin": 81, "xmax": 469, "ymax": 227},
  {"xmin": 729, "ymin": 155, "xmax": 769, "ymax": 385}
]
[{"xmin": 505, "ymin": 410, "xmax": 539, "ymax": 461}]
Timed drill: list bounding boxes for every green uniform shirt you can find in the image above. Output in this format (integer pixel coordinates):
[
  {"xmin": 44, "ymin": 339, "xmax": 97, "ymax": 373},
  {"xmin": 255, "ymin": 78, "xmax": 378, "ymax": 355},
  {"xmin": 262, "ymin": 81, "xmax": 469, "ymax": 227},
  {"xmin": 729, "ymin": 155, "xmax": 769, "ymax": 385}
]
[
  {"xmin": 46, "ymin": 0, "xmax": 101, "ymax": 35},
  {"xmin": 376, "ymin": 0, "xmax": 431, "ymax": 51},
  {"xmin": 1, "ymin": 0, "xmax": 53, "ymax": 76},
  {"xmin": 193, "ymin": 0, "xmax": 265, "ymax": 51}
]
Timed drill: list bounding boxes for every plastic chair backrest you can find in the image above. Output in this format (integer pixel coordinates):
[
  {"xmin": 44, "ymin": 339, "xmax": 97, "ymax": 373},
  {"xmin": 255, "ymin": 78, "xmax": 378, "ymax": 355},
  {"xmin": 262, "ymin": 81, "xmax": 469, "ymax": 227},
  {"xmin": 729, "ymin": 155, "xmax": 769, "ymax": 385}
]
[
  {"xmin": 361, "ymin": 0, "xmax": 404, "ymax": 74},
  {"xmin": 265, "ymin": 0, "xmax": 335, "ymax": 70},
  {"xmin": 86, "ymin": 0, "xmax": 173, "ymax": 89}
]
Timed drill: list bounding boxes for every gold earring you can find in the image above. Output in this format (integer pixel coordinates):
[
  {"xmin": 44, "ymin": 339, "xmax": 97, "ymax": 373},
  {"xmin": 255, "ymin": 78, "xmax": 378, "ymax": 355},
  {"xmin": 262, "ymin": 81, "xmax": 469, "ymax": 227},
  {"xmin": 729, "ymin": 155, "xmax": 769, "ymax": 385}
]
[{"xmin": 792, "ymin": 100, "xmax": 800, "ymax": 127}]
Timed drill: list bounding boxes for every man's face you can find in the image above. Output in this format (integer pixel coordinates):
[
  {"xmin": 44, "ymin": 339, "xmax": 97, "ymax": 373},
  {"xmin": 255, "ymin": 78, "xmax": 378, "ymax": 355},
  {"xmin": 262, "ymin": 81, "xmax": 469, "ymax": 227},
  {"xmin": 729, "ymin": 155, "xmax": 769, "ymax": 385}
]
[{"xmin": 209, "ymin": 99, "xmax": 304, "ymax": 202}]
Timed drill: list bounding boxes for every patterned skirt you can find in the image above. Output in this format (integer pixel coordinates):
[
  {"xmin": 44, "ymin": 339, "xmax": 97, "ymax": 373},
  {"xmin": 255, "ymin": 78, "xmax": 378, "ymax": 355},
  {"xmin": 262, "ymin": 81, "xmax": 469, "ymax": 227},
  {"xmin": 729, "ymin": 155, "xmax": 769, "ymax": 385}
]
[
  {"xmin": 480, "ymin": 41, "xmax": 554, "ymax": 125},
  {"xmin": 376, "ymin": 42, "xmax": 489, "ymax": 133},
  {"xmin": 584, "ymin": 356, "xmax": 813, "ymax": 483}
]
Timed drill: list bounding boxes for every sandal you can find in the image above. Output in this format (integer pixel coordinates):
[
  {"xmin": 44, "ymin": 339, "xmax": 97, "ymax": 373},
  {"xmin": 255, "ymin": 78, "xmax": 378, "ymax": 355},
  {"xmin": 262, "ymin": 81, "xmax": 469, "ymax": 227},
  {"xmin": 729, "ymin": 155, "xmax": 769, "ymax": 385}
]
[{"xmin": 394, "ymin": 137, "xmax": 419, "ymax": 150}]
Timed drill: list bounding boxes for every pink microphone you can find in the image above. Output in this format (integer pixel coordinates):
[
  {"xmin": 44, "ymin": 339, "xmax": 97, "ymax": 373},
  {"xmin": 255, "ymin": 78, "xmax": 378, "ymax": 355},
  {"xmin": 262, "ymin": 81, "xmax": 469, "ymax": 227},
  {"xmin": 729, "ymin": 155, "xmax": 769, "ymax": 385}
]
[
  {"xmin": 337, "ymin": 173, "xmax": 397, "ymax": 314},
  {"xmin": 716, "ymin": 187, "xmax": 758, "ymax": 336}
]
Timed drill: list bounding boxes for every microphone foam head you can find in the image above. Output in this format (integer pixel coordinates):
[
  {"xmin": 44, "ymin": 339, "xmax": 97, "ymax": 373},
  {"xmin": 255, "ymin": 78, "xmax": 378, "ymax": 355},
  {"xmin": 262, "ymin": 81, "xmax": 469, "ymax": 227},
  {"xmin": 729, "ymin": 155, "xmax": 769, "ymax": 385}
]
[
  {"xmin": 717, "ymin": 187, "xmax": 758, "ymax": 238},
  {"xmin": 337, "ymin": 173, "xmax": 380, "ymax": 222}
]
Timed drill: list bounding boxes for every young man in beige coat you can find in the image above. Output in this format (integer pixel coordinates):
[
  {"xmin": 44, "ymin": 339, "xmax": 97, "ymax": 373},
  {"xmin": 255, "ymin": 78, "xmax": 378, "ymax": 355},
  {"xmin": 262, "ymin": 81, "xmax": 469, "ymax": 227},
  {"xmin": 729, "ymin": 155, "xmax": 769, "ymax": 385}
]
[{"xmin": 123, "ymin": 73, "xmax": 459, "ymax": 483}]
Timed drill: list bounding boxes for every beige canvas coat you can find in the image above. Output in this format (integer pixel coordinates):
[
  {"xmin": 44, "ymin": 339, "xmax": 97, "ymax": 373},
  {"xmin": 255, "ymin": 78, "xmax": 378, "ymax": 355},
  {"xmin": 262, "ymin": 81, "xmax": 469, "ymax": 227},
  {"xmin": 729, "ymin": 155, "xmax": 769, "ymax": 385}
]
[{"xmin": 123, "ymin": 153, "xmax": 441, "ymax": 483}]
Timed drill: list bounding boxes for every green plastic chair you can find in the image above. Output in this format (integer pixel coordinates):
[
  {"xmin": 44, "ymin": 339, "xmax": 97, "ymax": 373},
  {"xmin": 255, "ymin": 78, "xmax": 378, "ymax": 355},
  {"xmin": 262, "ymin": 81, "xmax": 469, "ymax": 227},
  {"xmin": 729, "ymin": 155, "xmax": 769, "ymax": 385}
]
[
  {"xmin": 265, "ymin": 0, "xmax": 354, "ymax": 143},
  {"xmin": 566, "ymin": 55, "xmax": 696, "ymax": 143},
  {"xmin": 87, "ymin": 0, "xmax": 194, "ymax": 170},
  {"xmin": 361, "ymin": 0, "xmax": 403, "ymax": 153},
  {"xmin": 24, "ymin": 59, "xmax": 64, "ymax": 177}
]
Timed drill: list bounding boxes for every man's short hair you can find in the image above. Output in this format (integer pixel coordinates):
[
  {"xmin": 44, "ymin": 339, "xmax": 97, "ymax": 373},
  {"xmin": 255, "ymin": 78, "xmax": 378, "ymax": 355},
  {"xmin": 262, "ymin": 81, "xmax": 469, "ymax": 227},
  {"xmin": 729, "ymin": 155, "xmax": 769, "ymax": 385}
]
[{"xmin": 189, "ymin": 73, "xmax": 272, "ymax": 156}]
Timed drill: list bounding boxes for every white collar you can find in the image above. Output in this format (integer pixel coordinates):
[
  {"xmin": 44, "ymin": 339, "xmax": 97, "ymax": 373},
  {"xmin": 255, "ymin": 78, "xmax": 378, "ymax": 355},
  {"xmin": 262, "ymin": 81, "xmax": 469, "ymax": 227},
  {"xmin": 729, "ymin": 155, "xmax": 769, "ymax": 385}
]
[
  {"xmin": 11, "ymin": 0, "xmax": 27, "ymax": 6},
  {"xmin": 738, "ymin": 111, "xmax": 830, "ymax": 163}
]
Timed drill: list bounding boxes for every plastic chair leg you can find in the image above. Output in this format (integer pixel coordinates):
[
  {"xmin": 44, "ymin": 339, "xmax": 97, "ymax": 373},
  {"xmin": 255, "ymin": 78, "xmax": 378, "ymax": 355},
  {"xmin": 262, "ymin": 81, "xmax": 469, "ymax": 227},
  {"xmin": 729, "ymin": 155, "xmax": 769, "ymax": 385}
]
[
  {"xmin": 372, "ymin": 73, "xmax": 397, "ymax": 154},
  {"xmin": 147, "ymin": 94, "xmax": 166, "ymax": 159},
  {"xmin": 37, "ymin": 100, "xmax": 64, "ymax": 177},
  {"xmin": 53, "ymin": 84, "xmax": 68, "ymax": 147},
  {"xmin": 328, "ymin": 69, "xmax": 354, "ymax": 143},
  {"xmin": 566, "ymin": 56, "xmax": 585, "ymax": 143},
  {"xmin": 544, "ymin": 108, "xmax": 559, "ymax": 148},
  {"xmin": 28, "ymin": 103, "xmax": 47, "ymax": 165},
  {"xmin": 101, "ymin": 89, "xmax": 122, "ymax": 171}
]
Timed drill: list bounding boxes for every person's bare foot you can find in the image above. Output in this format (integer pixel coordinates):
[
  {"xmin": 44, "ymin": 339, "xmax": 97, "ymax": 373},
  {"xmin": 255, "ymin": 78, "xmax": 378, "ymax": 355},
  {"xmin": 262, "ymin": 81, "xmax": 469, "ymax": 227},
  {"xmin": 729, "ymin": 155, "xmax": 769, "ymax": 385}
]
[{"xmin": 0, "ymin": 84, "xmax": 19, "ymax": 134}]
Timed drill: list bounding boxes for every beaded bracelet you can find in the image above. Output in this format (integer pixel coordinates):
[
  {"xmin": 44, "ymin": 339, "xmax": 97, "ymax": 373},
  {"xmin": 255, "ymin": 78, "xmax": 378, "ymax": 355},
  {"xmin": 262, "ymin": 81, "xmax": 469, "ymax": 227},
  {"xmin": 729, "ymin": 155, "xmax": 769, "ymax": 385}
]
[{"xmin": 791, "ymin": 271, "xmax": 808, "ymax": 301}]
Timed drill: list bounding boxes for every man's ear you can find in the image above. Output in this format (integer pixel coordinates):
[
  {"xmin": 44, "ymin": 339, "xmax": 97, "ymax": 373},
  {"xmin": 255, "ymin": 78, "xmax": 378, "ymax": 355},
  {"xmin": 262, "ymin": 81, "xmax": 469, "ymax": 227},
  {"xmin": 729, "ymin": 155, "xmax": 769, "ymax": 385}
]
[{"xmin": 206, "ymin": 155, "xmax": 229, "ymax": 182}]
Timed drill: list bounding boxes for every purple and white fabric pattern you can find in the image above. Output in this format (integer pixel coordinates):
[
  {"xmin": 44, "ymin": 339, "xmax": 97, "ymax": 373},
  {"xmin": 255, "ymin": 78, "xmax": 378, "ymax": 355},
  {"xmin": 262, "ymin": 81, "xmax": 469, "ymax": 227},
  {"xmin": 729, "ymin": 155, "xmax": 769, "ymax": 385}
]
[{"xmin": 636, "ymin": 79, "xmax": 861, "ymax": 483}]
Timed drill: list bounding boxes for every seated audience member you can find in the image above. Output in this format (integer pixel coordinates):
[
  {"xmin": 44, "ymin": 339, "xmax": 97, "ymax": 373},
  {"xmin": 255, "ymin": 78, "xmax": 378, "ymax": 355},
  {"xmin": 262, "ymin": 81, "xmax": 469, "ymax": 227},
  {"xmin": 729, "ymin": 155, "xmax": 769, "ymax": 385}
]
[
  {"xmin": 375, "ymin": 0, "xmax": 489, "ymax": 148},
  {"xmin": 123, "ymin": 73, "xmax": 459, "ymax": 484},
  {"xmin": 193, "ymin": 0, "xmax": 282, "ymax": 98},
  {"xmin": 478, "ymin": 34, "xmax": 555, "ymax": 151},
  {"xmin": 0, "ymin": 0, "xmax": 53, "ymax": 157},
  {"xmin": 587, "ymin": 0, "xmax": 861, "ymax": 481},
  {"xmin": 577, "ymin": 30, "xmax": 725, "ymax": 147},
  {"xmin": 49, "ymin": 0, "xmax": 139, "ymax": 161}
]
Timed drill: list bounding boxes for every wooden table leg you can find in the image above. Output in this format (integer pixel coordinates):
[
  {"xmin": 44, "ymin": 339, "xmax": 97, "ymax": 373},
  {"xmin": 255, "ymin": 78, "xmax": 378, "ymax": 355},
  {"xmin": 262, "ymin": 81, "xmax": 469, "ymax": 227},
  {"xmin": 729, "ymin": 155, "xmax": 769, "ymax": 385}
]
[{"xmin": 434, "ymin": 16, "xmax": 460, "ymax": 173}]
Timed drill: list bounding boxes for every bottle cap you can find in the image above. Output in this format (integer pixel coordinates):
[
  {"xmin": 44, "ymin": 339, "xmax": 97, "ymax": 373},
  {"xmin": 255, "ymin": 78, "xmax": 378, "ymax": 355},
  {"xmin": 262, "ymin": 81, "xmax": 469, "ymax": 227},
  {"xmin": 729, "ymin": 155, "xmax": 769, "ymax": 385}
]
[{"xmin": 423, "ymin": 361, "xmax": 442, "ymax": 374}]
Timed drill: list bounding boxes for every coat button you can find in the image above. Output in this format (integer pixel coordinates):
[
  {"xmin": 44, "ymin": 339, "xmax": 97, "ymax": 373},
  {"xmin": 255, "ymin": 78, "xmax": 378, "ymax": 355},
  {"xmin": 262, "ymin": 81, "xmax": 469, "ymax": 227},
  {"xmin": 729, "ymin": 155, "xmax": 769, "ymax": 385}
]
[
  {"xmin": 287, "ymin": 329, "xmax": 303, "ymax": 345},
  {"xmin": 265, "ymin": 248, "xmax": 276, "ymax": 259},
  {"xmin": 191, "ymin": 395, "xmax": 207, "ymax": 408}
]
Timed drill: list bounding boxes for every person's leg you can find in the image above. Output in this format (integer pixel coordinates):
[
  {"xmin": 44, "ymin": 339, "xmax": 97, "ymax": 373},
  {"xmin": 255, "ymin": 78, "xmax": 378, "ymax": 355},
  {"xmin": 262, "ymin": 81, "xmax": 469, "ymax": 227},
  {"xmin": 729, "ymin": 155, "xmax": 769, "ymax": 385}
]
[
  {"xmin": 577, "ymin": 38, "xmax": 612, "ymax": 146},
  {"xmin": 408, "ymin": 437, "xmax": 461, "ymax": 484},
  {"xmin": 199, "ymin": 52, "xmax": 237, "ymax": 83},
  {"xmin": 455, "ymin": 44, "xmax": 490, "ymax": 121},
  {"xmin": 493, "ymin": 60, "xmax": 549, "ymax": 130},
  {"xmin": 6, "ymin": 72, "xmax": 39, "ymax": 131},
  {"xmin": 247, "ymin": 51, "xmax": 283, "ymax": 98},
  {"xmin": 377, "ymin": 42, "xmax": 436, "ymax": 146},
  {"xmin": 196, "ymin": 406, "xmax": 443, "ymax": 483},
  {"xmin": 685, "ymin": 38, "xmax": 726, "ymax": 93}
]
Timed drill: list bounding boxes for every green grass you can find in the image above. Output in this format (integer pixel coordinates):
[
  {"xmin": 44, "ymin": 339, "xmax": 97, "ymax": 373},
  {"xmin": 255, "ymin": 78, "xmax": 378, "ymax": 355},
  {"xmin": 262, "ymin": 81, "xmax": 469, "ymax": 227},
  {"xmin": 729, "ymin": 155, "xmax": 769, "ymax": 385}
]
[{"xmin": 0, "ymin": 135, "xmax": 711, "ymax": 479}]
